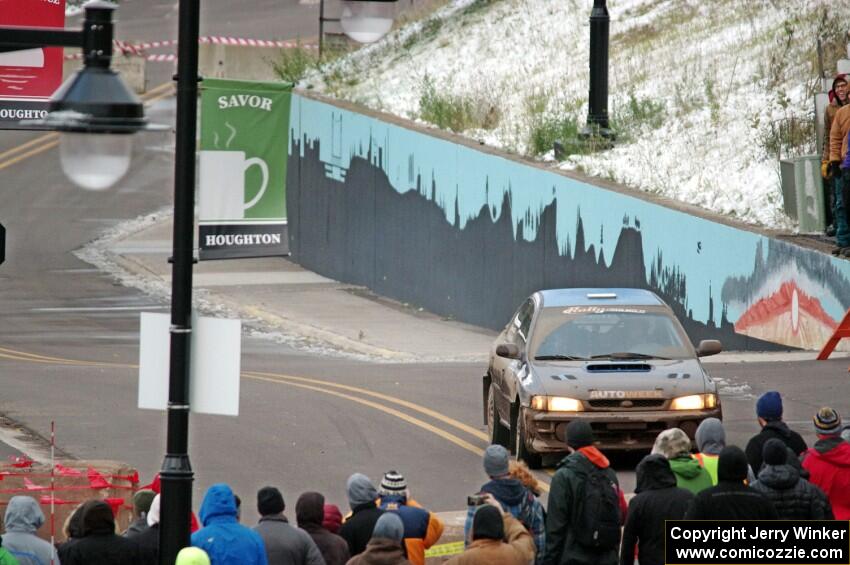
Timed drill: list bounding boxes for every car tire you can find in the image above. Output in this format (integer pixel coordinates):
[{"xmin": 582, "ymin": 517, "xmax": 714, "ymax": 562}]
[
  {"xmin": 513, "ymin": 405, "xmax": 543, "ymax": 469},
  {"xmin": 487, "ymin": 384, "xmax": 510, "ymax": 447}
]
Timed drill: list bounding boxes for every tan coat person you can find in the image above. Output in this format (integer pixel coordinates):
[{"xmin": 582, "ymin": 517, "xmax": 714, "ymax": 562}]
[{"xmin": 445, "ymin": 504, "xmax": 535, "ymax": 565}]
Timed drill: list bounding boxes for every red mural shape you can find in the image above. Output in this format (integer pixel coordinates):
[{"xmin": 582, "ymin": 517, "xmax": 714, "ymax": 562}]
[{"xmin": 734, "ymin": 281, "xmax": 837, "ymax": 349}]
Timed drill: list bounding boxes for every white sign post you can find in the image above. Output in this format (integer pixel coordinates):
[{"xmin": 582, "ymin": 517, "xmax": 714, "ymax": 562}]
[{"xmin": 138, "ymin": 312, "xmax": 241, "ymax": 416}]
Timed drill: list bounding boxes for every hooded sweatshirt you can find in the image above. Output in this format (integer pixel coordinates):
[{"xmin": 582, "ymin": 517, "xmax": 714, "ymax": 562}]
[
  {"xmin": 297, "ymin": 492, "xmax": 350, "ymax": 565},
  {"xmin": 620, "ymin": 455, "xmax": 694, "ymax": 565},
  {"xmin": 3, "ymin": 496, "xmax": 60, "ymax": 565},
  {"xmin": 464, "ymin": 477, "xmax": 545, "ymax": 564},
  {"xmin": 802, "ymin": 437, "xmax": 850, "ymax": 519},
  {"xmin": 340, "ymin": 474, "xmax": 384, "ymax": 558},
  {"xmin": 191, "ymin": 484, "xmax": 268, "ymax": 565},
  {"xmin": 668, "ymin": 456, "xmax": 713, "ymax": 494},
  {"xmin": 57, "ymin": 500, "xmax": 143, "ymax": 565}
]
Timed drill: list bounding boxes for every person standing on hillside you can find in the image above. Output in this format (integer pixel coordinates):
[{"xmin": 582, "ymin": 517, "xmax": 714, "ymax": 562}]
[
  {"xmin": 829, "ymin": 88, "xmax": 850, "ymax": 256},
  {"xmin": 823, "ymin": 74, "xmax": 848, "ymax": 236}
]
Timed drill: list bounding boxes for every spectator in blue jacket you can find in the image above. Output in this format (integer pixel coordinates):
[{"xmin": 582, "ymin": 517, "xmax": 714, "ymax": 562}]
[{"xmin": 191, "ymin": 483, "xmax": 268, "ymax": 565}]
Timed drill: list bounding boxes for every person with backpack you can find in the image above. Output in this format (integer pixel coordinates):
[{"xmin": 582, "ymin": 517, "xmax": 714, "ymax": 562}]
[
  {"xmin": 377, "ymin": 470, "xmax": 443, "ymax": 565},
  {"xmin": 464, "ymin": 445, "xmax": 545, "ymax": 563},
  {"xmin": 620, "ymin": 454, "xmax": 694, "ymax": 565},
  {"xmin": 543, "ymin": 421, "xmax": 626, "ymax": 565}
]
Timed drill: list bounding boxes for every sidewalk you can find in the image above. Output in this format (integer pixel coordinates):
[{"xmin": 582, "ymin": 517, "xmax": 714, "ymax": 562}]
[
  {"xmin": 89, "ymin": 213, "xmax": 496, "ymax": 363},
  {"xmin": 81, "ymin": 212, "xmax": 844, "ymax": 364}
]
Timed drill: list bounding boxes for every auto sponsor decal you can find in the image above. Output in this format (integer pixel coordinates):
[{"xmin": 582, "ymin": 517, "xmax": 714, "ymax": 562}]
[
  {"xmin": 588, "ymin": 390, "xmax": 664, "ymax": 399},
  {"xmin": 562, "ymin": 306, "xmax": 647, "ymax": 314}
]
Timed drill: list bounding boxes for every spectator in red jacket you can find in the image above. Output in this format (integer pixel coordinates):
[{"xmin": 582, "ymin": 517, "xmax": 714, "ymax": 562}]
[{"xmin": 802, "ymin": 407, "xmax": 850, "ymax": 519}]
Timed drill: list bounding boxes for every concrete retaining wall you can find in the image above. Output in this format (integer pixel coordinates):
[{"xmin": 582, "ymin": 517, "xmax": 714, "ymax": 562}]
[{"xmin": 286, "ymin": 91, "xmax": 850, "ymax": 351}]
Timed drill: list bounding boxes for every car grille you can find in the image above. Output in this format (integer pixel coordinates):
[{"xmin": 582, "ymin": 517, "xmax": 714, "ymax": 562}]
[{"xmin": 587, "ymin": 399, "xmax": 667, "ymax": 409}]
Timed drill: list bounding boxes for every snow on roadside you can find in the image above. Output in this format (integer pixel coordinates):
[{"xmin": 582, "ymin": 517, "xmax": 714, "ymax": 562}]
[{"xmin": 306, "ymin": 0, "xmax": 848, "ymax": 230}]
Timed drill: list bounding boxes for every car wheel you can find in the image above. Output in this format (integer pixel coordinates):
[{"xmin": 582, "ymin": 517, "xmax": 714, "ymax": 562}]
[
  {"xmin": 487, "ymin": 384, "xmax": 510, "ymax": 447},
  {"xmin": 514, "ymin": 405, "xmax": 543, "ymax": 469}
]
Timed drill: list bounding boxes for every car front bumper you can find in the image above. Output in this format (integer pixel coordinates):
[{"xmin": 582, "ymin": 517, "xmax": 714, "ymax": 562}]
[{"xmin": 523, "ymin": 406, "xmax": 723, "ymax": 452}]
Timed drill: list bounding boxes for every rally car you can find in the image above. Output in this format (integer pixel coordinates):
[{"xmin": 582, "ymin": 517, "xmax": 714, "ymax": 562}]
[{"xmin": 483, "ymin": 288, "xmax": 723, "ymax": 468}]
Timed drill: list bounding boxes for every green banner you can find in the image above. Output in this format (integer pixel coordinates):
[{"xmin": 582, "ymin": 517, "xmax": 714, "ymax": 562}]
[{"xmin": 198, "ymin": 78, "xmax": 292, "ymax": 259}]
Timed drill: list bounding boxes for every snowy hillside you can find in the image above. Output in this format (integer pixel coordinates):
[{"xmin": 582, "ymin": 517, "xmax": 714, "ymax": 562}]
[{"xmin": 304, "ymin": 0, "xmax": 850, "ymax": 230}]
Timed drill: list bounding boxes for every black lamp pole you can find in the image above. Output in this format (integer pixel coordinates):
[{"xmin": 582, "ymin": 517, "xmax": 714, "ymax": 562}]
[
  {"xmin": 586, "ymin": 0, "xmax": 610, "ymax": 133},
  {"xmin": 158, "ymin": 0, "xmax": 200, "ymax": 562}
]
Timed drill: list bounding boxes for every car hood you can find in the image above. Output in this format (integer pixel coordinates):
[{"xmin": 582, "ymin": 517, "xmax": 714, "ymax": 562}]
[{"xmin": 529, "ymin": 358, "xmax": 710, "ymax": 398}]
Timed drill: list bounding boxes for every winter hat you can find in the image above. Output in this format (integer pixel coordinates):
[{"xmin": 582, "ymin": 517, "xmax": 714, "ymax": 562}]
[
  {"xmin": 565, "ymin": 420, "xmax": 594, "ymax": 449},
  {"xmin": 651, "ymin": 428, "xmax": 692, "ymax": 459},
  {"xmin": 483, "ymin": 445, "xmax": 510, "ymax": 477},
  {"xmin": 323, "ymin": 504, "xmax": 343, "ymax": 534},
  {"xmin": 756, "ymin": 391, "xmax": 783, "ymax": 421},
  {"xmin": 813, "ymin": 407, "xmax": 842, "ymax": 436},
  {"xmin": 763, "ymin": 438, "xmax": 789, "ymax": 467},
  {"xmin": 132, "ymin": 490, "xmax": 156, "ymax": 516},
  {"xmin": 372, "ymin": 512, "xmax": 404, "ymax": 542},
  {"xmin": 472, "ymin": 505, "xmax": 505, "ymax": 541},
  {"xmin": 257, "ymin": 486, "xmax": 285, "ymax": 516},
  {"xmin": 147, "ymin": 494, "xmax": 161, "ymax": 527},
  {"xmin": 379, "ymin": 470, "xmax": 408, "ymax": 496},
  {"xmin": 695, "ymin": 418, "xmax": 725, "ymax": 455},
  {"xmin": 296, "ymin": 492, "xmax": 325, "ymax": 527},
  {"xmin": 175, "ymin": 547, "xmax": 211, "ymax": 565},
  {"xmin": 634, "ymin": 454, "xmax": 676, "ymax": 494},
  {"xmin": 717, "ymin": 446, "xmax": 749, "ymax": 482},
  {"xmin": 347, "ymin": 473, "xmax": 379, "ymax": 508},
  {"xmin": 82, "ymin": 500, "xmax": 116, "ymax": 536}
]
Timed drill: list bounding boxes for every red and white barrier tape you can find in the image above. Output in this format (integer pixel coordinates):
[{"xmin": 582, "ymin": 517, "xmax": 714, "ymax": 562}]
[{"xmin": 65, "ymin": 36, "xmax": 316, "ymax": 62}]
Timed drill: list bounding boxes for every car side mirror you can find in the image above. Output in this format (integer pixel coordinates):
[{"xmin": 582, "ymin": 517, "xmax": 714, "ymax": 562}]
[
  {"xmin": 696, "ymin": 339, "xmax": 722, "ymax": 357},
  {"xmin": 496, "ymin": 343, "xmax": 521, "ymax": 359}
]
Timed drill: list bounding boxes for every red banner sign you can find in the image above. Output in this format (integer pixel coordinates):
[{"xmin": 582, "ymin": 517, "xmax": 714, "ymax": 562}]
[{"xmin": 0, "ymin": 0, "xmax": 66, "ymax": 99}]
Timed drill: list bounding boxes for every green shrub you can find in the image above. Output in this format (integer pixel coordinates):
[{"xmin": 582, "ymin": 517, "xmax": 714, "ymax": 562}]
[
  {"xmin": 418, "ymin": 76, "xmax": 500, "ymax": 132},
  {"xmin": 271, "ymin": 45, "xmax": 318, "ymax": 84},
  {"xmin": 612, "ymin": 92, "xmax": 666, "ymax": 140}
]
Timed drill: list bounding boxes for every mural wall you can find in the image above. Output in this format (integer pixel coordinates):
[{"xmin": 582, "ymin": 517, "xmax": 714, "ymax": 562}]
[{"xmin": 286, "ymin": 94, "xmax": 850, "ymax": 351}]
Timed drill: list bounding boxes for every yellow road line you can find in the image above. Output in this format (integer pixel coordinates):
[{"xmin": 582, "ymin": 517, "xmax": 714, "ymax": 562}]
[
  {"xmin": 0, "ymin": 347, "xmax": 551, "ymax": 491},
  {"xmin": 0, "ymin": 139, "xmax": 60, "ymax": 172},
  {"xmin": 247, "ymin": 370, "xmax": 489, "ymax": 442},
  {"xmin": 245, "ymin": 373, "xmax": 486, "ymax": 457},
  {"xmin": 0, "ymin": 133, "xmax": 59, "ymax": 162}
]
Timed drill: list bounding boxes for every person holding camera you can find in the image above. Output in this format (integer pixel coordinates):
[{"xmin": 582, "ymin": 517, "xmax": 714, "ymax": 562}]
[
  {"xmin": 463, "ymin": 445, "xmax": 545, "ymax": 562},
  {"xmin": 446, "ymin": 494, "xmax": 535, "ymax": 565}
]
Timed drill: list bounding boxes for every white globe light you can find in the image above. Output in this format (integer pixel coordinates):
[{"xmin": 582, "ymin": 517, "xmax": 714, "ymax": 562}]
[
  {"xmin": 340, "ymin": 1, "xmax": 395, "ymax": 44},
  {"xmin": 59, "ymin": 132, "xmax": 132, "ymax": 191}
]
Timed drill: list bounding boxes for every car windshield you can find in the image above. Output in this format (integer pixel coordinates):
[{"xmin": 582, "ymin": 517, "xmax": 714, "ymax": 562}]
[{"xmin": 530, "ymin": 306, "xmax": 693, "ymax": 360}]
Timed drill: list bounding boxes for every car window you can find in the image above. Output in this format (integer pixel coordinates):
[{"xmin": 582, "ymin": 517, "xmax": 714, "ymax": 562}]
[
  {"xmin": 517, "ymin": 299, "xmax": 534, "ymax": 343},
  {"xmin": 530, "ymin": 307, "xmax": 692, "ymax": 360}
]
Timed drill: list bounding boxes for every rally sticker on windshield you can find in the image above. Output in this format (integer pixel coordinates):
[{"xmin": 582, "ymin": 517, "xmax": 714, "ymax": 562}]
[
  {"xmin": 589, "ymin": 390, "xmax": 664, "ymax": 399},
  {"xmin": 562, "ymin": 306, "xmax": 647, "ymax": 315}
]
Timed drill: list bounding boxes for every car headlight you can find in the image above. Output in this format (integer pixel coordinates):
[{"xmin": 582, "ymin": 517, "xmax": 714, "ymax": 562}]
[
  {"xmin": 670, "ymin": 394, "xmax": 718, "ymax": 410},
  {"xmin": 531, "ymin": 396, "xmax": 584, "ymax": 412}
]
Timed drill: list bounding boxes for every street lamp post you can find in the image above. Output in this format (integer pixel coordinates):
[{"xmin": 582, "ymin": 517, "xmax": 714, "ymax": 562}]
[
  {"xmin": 584, "ymin": 0, "xmax": 612, "ymax": 137},
  {"xmin": 158, "ymin": 0, "xmax": 201, "ymax": 562},
  {"xmin": 0, "ymin": 1, "xmax": 155, "ymax": 188}
]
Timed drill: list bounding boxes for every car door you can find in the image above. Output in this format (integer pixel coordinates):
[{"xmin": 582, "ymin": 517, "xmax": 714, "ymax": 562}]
[{"xmin": 493, "ymin": 298, "xmax": 535, "ymax": 420}]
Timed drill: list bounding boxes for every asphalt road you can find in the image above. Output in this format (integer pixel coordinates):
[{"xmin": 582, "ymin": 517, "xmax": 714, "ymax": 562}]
[{"xmin": 0, "ymin": 0, "xmax": 848, "ymax": 528}]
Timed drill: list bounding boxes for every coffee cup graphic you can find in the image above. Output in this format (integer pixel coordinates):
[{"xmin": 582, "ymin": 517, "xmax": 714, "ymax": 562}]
[{"xmin": 199, "ymin": 150, "xmax": 269, "ymax": 221}]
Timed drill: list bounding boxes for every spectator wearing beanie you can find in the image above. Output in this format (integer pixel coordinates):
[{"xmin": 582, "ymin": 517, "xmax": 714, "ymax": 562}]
[
  {"xmin": 339, "ymin": 474, "xmax": 384, "ymax": 557},
  {"xmin": 751, "ymin": 439, "xmax": 833, "ymax": 519},
  {"xmin": 123, "ymin": 489, "xmax": 156, "ymax": 537},
  {"xmin": 324, "ymin": 504, "xmax": 344, "ymax": 534},
  {"xmin": 802, "ymin": 407, "xmax": 850, "ymax": 519},
  {"xmin": 377, "ymin": 471, "xmax": 443, "ymax": 565},
  {"xmin": 251, "ymin": 486, "xmax": 323, "ymax": 565},
  {"xmin": 463, "ymin": 445, "xmax": 545, "ymax": 563},
  {"xmin": 652, "ymin": 428, "xmax": 712, "ymax": 494},
  {"xmin": 132, "ymin": 493, "xmax": 162, "ymax": 562},
  {"xmin": 346, "ymin": 512, "xmax": 411, "ymax": 565},
  {"xmin": 620, "ymin": 454, "xmax": 694, "ymax": 565},
  {"xmin": 446, "ymin": 500, "xmax": 535, "ymax": 565},
  {"xmin": 176, "ymin": 547, "xmax": 211, "ymax": 565},
  {"xmin": 297, "ymin": 491, "xmax": 350, "ymax": 565},
  {"xmin": 544, "ymin": 421, "xmax": 626, "ymax": 565},
  {"xmin": 685, "ymin": 446, "xmax": 778, "ymax": 520},
  {"xmin": 745, "ymin": 391, "xmax": 807, "ymax": 474}
]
